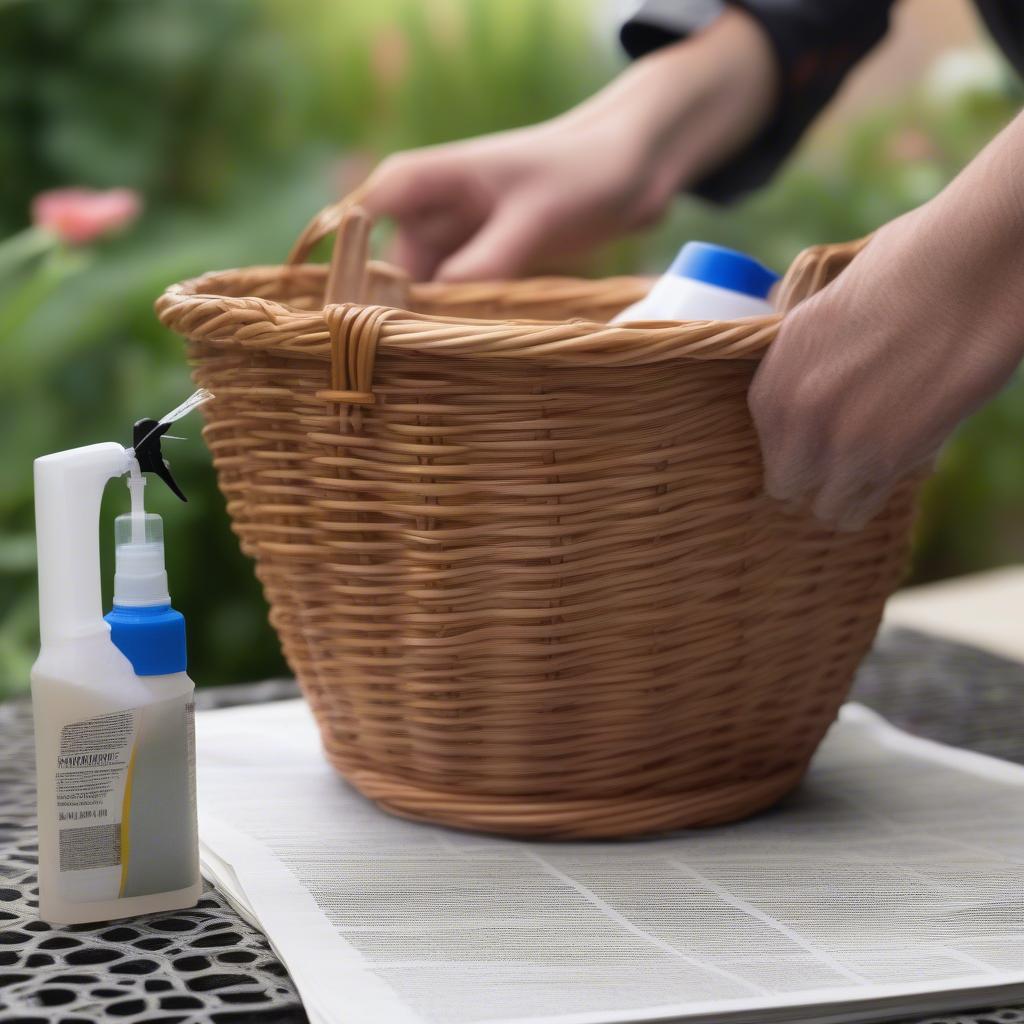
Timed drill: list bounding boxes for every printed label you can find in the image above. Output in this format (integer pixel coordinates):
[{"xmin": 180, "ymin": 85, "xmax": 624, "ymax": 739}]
[
  {"xmin": 56, "ymin": 699, "xmax": 198, "ymax": 902},
  {"xmin": 56, "ymin": 709, "xmax": 136, "ymax": 867}
]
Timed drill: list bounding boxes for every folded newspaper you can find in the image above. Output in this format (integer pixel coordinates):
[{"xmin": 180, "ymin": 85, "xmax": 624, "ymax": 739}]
[{"xmin": 195, "ymin": 700, "xmax": 1024, "ymax": 1024}]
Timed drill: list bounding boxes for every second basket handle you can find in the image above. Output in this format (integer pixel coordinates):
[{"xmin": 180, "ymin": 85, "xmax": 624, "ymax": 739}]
[
  {"xmin": 773, "ymin": 234, "xmax": 871, "ymax": 313},
  {"xmin": 290, "ymin": 195, "xmax": 871, "ymax": 341}
]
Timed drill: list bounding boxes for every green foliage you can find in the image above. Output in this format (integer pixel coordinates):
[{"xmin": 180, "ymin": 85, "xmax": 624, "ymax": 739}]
[{"xmin": 1, "ymin": 0, "xmax": 1022, "ymax": 697}]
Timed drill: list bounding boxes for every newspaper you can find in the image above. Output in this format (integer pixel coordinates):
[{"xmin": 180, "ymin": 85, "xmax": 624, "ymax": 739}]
[{"xmin": 195, "ymin": 700, "xmax": 1024, "ymax": 1024}]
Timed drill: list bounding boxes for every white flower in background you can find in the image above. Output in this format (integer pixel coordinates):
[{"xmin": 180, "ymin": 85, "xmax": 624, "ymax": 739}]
[{"xmin": 925, "ymin": 47, "xmax": 1007, "ymax": 106}]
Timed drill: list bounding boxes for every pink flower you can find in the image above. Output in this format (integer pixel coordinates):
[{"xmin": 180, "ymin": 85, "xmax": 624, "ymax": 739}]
[
  {"xmin": 31, "ymin": 187, "xmax": 142, "ymax": 245},
  {"xmin": 885, "ymin": 129, "xmax": 938, "ymax": 165},
  {"xmin": 370, "ymin": 26, "xmax": 409, "ymax": 90}
]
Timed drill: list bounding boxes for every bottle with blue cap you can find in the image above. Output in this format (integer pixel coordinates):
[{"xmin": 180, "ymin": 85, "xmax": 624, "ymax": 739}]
[
  {"xmin": 613, "ymin": 241, "xmax": 779, "ymax": 323},
  {"xmin": 30, "ymin": 390, "xmax": 210, "ymax": 924}
]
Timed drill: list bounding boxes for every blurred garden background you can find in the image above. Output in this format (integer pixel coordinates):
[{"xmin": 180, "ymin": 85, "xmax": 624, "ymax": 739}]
[{"xmin": 1, "ymin": 0, "xmax": 1022, "ymax": 695}]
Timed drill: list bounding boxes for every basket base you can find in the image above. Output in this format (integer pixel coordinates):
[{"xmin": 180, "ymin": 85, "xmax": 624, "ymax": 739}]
[{"xmin": 338, "ymin": 762, "xmax": 809, "ymax": 839}]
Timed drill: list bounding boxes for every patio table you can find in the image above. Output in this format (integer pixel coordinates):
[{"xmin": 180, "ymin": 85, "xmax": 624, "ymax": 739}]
[{"xmin": 2, "ymin": 627, "xmax": 1024, "ymax": 1024}]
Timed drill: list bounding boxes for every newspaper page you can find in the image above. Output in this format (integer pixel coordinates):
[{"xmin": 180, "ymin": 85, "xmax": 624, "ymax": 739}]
[{"xmin": 194, "ymin": 701, "xmax": 1024, "ymax": 1024}]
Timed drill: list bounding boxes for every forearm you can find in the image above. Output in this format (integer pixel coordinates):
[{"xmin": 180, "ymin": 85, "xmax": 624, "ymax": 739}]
[
  {"xmin": 905, "ymin": 110, "xmax": 1024, "ymax": 364},
  {"xmin": 620, "ymin": 0, "xmax": 895, "ymax": 201},
  {"xmin": 553, "ymin": 8, "xmax": 778, "ymax": 212},
  {"xmin": 360, "ymin": 7, "xmax": 778, "ymax": 280}
]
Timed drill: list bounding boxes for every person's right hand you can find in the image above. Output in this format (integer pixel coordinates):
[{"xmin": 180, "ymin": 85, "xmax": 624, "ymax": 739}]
[
  {"xmin": 360, "ymin": 8, "xmax": 777, "ymax": 282},
  {"xmin": 749, "ymin": 107, "xmax": 1024, "ymax": 531}
]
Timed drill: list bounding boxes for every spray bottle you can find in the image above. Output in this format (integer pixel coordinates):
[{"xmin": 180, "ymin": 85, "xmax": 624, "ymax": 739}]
[{"xmin": 31, "ymin": 390, "xmax": 211, "ymax": 924}]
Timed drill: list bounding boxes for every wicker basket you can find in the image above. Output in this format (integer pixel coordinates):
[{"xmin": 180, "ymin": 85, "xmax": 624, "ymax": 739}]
[{"xmin": 157, "ymin": 200, "xmax": 917, "ymax": 839}]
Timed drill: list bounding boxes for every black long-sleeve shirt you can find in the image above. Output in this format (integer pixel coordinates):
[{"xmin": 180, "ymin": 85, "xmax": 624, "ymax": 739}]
[{"xmin": 619, "ymin": 0, "xmax": 1024, "ymax": 202}]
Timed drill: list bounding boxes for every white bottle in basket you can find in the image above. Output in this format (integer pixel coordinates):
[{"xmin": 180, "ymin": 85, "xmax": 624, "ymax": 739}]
[{"xmin": 612, "ymin": 241, "xmax": 779, "ymax": 322}]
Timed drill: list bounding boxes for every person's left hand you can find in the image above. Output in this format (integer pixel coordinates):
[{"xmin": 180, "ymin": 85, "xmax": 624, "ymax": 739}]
[{"xmin": 749, "ymin": 191, "xmax": 1024, "ymax": 531}]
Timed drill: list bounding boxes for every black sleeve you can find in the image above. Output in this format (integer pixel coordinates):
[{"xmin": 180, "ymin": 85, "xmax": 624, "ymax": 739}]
[{"xmin": 619, "ymin": 0, "xmax": 898, "ymax": 203}]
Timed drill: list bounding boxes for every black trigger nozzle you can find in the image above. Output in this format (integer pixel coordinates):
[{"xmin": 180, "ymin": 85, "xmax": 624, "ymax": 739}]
[{"xmin": 132, "ymin": 418, "xmax": 187, "ymax": 502}]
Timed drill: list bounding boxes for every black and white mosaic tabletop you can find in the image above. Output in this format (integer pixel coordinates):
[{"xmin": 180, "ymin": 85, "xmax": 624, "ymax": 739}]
[{"xmin": 3, "ymin": 630, "xmax": 1024, "ymax": 1024}]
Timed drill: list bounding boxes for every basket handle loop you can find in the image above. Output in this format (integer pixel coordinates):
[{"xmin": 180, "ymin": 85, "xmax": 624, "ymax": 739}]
[
  {"xmin": 323, "ymin": 205, "xmax": 371, "ymax": 305},
  {"xmin": 288, "ymin": 193, "xmax": 412, "ymax": 312},
  {"xmin": 316, "ymin": 302, "xmax": 394, "ymax": 409},
  {"xmin": 774, "ymin": 234, "xmax": 871, "ymax": 313},
  {"xmin": 287, "ymin": 191, "xmax": 370, "ymax": 266}
]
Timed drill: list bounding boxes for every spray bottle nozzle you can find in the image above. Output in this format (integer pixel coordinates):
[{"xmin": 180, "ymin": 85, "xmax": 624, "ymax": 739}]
[
  {"xmin": 132, "ymin": 418, "xmax": 187, "ymax": 502},
  {"xmin": 128, "ymin": 387, "xmax": 214, "ymax": 503}
]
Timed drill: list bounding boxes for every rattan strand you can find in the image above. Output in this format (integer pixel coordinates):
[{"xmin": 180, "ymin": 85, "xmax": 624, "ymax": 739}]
[{"xmin": 157, "ymin": 201, "xmax": 915, "ymax": 838}]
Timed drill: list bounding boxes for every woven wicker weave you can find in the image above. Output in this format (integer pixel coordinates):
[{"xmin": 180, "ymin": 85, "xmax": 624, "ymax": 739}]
[{"xmin": 157, "ymin": 201, "xmax": 916, "ymax": 838}]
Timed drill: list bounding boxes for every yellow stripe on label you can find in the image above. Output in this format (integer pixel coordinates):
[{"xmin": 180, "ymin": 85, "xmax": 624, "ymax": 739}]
[{"xmin": 118, "ymin": 740, "xmax": 138, "ymax": 897}]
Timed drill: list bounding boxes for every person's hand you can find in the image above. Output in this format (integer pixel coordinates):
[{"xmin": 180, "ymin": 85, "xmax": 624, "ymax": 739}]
[
  {"xmin": 750, "ymin": 120, "xmax": 1024, "ymax": 530},
  {"xmin": 360, "ymin": 8, "xmax": 776, "ymax": 281}
]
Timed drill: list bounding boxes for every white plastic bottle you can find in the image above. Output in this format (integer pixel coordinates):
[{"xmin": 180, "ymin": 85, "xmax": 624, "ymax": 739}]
[
  {"xmin": 612, "ymin": 241, "xmax": 779, "ymax": 322},
  {"xmin": 31, "ymin": 443, "xmax": 200, "ymax": 924}
]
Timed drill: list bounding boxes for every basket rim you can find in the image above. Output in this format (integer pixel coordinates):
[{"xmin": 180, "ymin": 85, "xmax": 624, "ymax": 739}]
[{"xmin": 156, "ymin": 262, "xmax": 785, "ymax": 368}]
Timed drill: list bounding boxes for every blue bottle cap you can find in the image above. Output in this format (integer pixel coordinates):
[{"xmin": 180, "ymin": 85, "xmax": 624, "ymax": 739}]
[
  {"xmin": 669, "ymin": 242, "xmax": 779, "ymax": 299},
  {"xmin": 105, "ymin": 603, "xmax": 187, "ymax": 676}
]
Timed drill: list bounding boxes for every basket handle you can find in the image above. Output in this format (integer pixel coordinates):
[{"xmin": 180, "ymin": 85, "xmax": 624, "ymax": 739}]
[
  {"xmin": 291, "ymin": 194, "xmax": 869, "ymax": 312},
  {"xmin": 773, "ymin": 234, "xmax": 870, "ymax": 313},
  {"xmin": 285, "ymin": 196, "xmax": 870, "ymax": 364},
  {"xmin": 288, "ymin": 189, "xmax": 365, "ymax": 264},
  {"xmin": 288, "ymin": 192, "xmax": 412, "ymax": 310}
]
